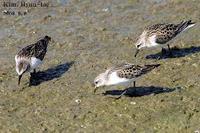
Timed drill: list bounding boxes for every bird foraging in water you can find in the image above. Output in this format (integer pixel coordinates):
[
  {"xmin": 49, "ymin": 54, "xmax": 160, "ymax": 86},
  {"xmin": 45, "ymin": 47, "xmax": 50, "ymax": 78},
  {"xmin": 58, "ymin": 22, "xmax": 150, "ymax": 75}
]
[
  {"xmin": 94, "ymin": 63, "xmax": 160, "ymax": 99},
  {"xmin": 15, "ymin": 36, "xmax": 51, "ymax": 85},
  {"xmin": 134, "ymin": 20, "xmax": 195, "ymax": 57}
]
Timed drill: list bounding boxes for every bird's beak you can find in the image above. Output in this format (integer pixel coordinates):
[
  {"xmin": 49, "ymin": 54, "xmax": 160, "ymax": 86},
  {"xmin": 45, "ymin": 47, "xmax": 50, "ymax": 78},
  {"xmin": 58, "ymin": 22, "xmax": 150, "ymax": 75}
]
[
  {"xmin": 18, "ymin": 75, "xmax": 22, "ymax": 85},
  {"xmin": 51, "ymin": 39, "xmax": 55, "ymax": 43},
  {"xmin": 94, "ymin": 86, "xmax": 98, "ymax": 94},
  {"xmin": 134, "ymin": 49, "xmax": 140, "ymax": 57}
]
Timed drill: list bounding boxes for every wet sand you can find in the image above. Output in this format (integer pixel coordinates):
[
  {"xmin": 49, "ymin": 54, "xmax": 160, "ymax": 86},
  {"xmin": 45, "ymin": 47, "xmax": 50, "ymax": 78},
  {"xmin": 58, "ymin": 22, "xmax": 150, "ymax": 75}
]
[{"xmin": 0, "ymin": 0, "xmax": 200, "ymax": 132}]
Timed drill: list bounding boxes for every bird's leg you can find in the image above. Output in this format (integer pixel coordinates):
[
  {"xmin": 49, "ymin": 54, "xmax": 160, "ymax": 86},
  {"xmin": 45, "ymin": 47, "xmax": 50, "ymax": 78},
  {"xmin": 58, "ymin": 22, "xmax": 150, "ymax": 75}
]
[
  {"xmin": 167, "ymin": 44, "xmax": 171, "ymax": 51},
  {"xmin": 33, "ymin": 69, "xmax": 36, "ymax": 74},
  {"xmin": 30, "ymin": 69, "xmax": 37, "ymax": 77},
  {"xmin": 167, "ymin": 44, "xmax": 173, "ymax": 56},
  {"xmin": 157, "ymin": 47, "xmax": 166, "ymax": 60},
  {"xmin": 115, "ymin": 88, "xmax": 128, "ymax": 99},
  {"xmin": 132, "ymin": 81, "xmax": 136, "ymax": 87},
  {"xmin": 161, "ymin": 47, "xmax": 167, "ymax": 55},
  {"xmin": 18, "ymin": 75, "xmax": 22, "ymax": 85}
]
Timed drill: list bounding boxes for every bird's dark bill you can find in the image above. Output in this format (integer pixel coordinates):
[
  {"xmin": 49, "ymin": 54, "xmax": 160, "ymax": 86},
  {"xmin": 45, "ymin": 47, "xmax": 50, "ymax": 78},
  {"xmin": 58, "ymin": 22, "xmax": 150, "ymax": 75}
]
[
  {"xmin": 94, "ymin": 87, "xmax": 98, "ymax": 94},
  {"xmin": 18, "ymin": 75, "xmax": 22, "ymax": 85},
  {"xmin": 134, "ymin": 49, "xmax": 140, "ymax": 57}
]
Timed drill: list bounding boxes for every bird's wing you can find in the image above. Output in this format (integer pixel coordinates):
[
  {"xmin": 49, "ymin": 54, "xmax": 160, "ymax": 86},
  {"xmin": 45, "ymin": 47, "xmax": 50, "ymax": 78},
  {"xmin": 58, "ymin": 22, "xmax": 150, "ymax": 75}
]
[
  {"xmin": 17, "ymin": 40, "xmax": 47, "ymax": 60},
  {"xmin": 110, "ymin": 63, "xmax": 143, "ymax": 79},
  {"xmin": 33, "ymin": 40, "xmax": 47, "ymax": 60},
  {"xmin": 145, "ymin": 23, "xmax": 165, "ymax": 31},
  {"xmin": 114, "ymin": 64, "xmax": 159, "ymax": 79},
  {"xmin": 109, "ymin": 63, "xmax": 133, "ymax": 73},
  {"xmin": 154, "ymin": 24, "xmax": 179, "ymax": 44},
  {"xmin": 17, "ymin": 43, "xmax": 36, "ymax": 58},
  {"xmin": 145, "ymin": 23, "xmax": 180, "ymax": 44}
]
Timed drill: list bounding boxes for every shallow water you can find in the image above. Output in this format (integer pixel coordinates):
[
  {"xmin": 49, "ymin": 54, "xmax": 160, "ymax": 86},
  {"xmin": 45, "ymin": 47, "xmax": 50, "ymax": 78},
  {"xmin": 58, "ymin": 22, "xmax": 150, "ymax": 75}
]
[{"xmin": 0, "ymin": 0, "xmax": 200, "ymax": 132}]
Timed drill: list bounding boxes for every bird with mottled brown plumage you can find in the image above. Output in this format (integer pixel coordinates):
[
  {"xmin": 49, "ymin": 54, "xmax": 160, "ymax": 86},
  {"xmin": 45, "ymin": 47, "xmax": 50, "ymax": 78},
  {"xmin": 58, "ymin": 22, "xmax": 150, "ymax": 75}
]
[
  {"xmin": 134, "ymin": 20, "xmax": 195, "ymax": 57},
  {"xmin": 94, "ymin": 63, "xmax": 160, "ymax": 99},
  {"xmin": 15, "ymin": 36, "xmax": 51, "ymax": 85}
]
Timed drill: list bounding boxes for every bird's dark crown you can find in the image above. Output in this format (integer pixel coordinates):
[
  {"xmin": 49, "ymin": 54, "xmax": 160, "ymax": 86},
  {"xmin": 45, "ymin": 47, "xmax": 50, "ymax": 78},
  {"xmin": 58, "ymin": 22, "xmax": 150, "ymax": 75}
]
[{"xmin": 44, "ymin": 35, "xmax": 51, "ymax": 41}]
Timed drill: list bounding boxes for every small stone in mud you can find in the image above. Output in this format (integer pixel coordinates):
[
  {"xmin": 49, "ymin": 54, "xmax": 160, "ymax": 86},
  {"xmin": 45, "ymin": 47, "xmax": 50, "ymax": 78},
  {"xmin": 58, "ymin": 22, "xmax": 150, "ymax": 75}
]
[
  {"xmin": 160, "ymin": 99, "xmax": 164, "ymax": 102},
  {"xmin": 98, "ymin": 27, "xmax": 106, "ymax": 31},
  {"xmin": 43, "ymin": 15, "xmax": 52, "ymax": 21},
  {"xmin": 102, "ymin": 8, "xmax": 109, "ymax": 12},
  {"xmin": 75, "ymin": 99, "xmax": 81, "ymax": 104},
  {"xmin": 130, "ymin": 101, "xmax": 136, "ymax": 105}
]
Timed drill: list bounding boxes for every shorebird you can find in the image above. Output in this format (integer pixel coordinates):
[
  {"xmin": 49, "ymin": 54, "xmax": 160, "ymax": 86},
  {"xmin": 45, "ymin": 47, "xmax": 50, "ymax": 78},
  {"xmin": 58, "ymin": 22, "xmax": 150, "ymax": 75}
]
[
  {"xmin": 15, "ymin": 36, "xmax": 51, "ymax": 85},
  {"xmin": 134, "ymin": 20, "xmax": 195, "ymax": 57},
  {"xmin": 94, "ymin": 63, "xmax": 160, "ymax": 99}
]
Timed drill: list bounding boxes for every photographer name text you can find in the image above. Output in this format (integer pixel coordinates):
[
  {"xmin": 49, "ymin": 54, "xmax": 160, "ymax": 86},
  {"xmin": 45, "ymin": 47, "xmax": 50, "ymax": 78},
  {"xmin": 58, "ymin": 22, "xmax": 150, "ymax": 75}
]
[
  {"xmin": 2, "ymin": 1, "xmax": 49, "ymax": 16},
  {"xmin": 3, "ymin": 1, "xmax": 49, "ymax": 8}
]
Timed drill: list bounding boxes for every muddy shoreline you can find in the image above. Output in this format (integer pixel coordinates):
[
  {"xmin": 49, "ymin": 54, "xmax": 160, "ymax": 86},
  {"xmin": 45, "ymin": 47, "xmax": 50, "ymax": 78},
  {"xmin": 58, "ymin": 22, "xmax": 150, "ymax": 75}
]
[{"xmin": 0, "ymin": 0, "xmax": 200, "ymax": 132}]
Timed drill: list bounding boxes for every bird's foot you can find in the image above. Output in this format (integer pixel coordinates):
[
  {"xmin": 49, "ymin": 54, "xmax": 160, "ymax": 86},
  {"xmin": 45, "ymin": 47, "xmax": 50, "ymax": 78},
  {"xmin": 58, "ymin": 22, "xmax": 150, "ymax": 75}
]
[
  {"xmin": 172, "ymin": 46, "xmax": 180, "ymax": 50},
  {"xmin": 30, "ymin": 72, "xmax": 38, "ymax": 79},
  {"xmin": 167, "ymin": 51, "xmax": 174, "ymax": 57},
  {"xmin": 156, "ymin": 55, "xmax": 162, "ymax": 60},
  {"xmin": 115, "ymin": 89, "xmax": 127, "ymax": 100},
  {"xmin": 156, "ymin": 48, "xmax": 167, "ymax": 59},
  {"xmin": 161, "ymin": 48, "xmax": 167, "ymax": 55},
  {"xmin": 33, "ymin": 69, "xmax": 36, "ymax": 74}
]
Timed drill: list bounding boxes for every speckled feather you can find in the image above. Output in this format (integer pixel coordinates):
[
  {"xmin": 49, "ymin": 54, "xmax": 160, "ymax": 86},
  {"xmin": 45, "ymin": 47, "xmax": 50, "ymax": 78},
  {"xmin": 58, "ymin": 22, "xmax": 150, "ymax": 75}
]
[
  {"xmin": 108, "ymin": 63, "xmax": 160, "ymax": 79},
  {"xmin": 144, "ymin": 20, "xmax": 195, "ymax": 44},
  {"xmin": 17, "ymin": 36, "xmax": 51, "ymax": 60}
]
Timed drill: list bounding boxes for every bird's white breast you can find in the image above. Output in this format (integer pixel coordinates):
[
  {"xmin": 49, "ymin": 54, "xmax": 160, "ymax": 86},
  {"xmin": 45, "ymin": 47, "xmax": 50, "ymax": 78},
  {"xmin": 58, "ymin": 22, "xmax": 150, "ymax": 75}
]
[
  {"xmin": 148, "ymin": 35, "xmax": 159, "ymax": 47},
  {"xmin": 106, "ymin": 72, "xmax": 133, "ymax": 86},
  {"xmin": 31, "ymin": 57, "xmax": 42, "ymax": 69},
  {"xmin": 15, "ymin": 55, "xmax": 18, "ymax": 64}
]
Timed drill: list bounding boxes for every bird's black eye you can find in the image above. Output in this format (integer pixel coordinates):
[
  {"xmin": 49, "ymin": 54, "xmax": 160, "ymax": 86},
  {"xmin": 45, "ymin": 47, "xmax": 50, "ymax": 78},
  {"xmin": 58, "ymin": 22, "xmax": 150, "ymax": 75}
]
[
  {"xmin": 95, "ymin": 81, "xmax": 98, "ymax": 84},
  {"xmin": 137, "ymin": 44, "xmax": 141, "ymax": 48}
]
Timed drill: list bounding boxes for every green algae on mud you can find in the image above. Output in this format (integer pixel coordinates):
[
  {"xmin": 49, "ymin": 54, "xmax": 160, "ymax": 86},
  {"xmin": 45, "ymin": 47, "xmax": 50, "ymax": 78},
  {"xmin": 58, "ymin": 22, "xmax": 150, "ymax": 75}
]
[{"xmin": 0, "ymin": 0, "xmax": 200, "ymax": 132}]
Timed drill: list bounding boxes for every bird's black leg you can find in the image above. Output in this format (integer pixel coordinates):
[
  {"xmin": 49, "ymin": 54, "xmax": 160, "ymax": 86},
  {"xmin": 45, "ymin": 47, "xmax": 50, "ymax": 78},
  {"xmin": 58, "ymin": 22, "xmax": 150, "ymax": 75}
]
[
  {"xmin": 115, "ymin": 88, "xmax": 128, "ymax": 99},
  {"xmin": 157, "ymin": 47, "xmax": 166, "ymax": 59},
  {"xmin": 161, "ymin": 47, "xmax": 166, "ymax": 55},
  {"xmin": 33, "ymin": 69, "xmax": 36, "ymax": 74},
  {"xmin": 30, "ymin": 69, "xmax": 36, "ymax": 77},
  {"xmin": 167, "ymin": 44, "xmax": 173, "ymax": 56},
  {"xmin": 133, "ymin": 81, "xmax": 136, "ymax": 87}
]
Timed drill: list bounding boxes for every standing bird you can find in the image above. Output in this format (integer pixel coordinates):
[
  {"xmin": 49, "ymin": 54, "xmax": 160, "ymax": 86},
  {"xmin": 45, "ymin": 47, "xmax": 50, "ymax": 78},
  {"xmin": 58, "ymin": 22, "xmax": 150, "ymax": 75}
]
[
  {"xmin": 94, "ymin": 63, "xmax": 160, "ymax": 99},
  {"xmin": 134, "ymin": 20, "xmax": 195, "ymax": 57},
  {"xmin": 15, "ymin": 36, "xmax": 51, "ymax": 85}
]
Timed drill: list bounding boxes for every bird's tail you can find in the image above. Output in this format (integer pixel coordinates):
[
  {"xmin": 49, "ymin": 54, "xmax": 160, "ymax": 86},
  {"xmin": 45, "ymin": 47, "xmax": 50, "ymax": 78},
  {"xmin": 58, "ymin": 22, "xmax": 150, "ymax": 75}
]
[
  {"xmin": 142, "ymin": 64, "xmax": 160, "ymax": 74},
  {"xmin": 176, "ymin": 20, "xmax": 195, "ymax": 34}
]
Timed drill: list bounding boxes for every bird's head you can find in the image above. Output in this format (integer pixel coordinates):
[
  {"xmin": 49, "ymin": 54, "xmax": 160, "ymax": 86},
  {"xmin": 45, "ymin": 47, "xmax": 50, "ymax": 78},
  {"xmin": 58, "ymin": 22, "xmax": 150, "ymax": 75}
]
[
  {"xmin": 44, "ymin": 35, "xmax": 51, "ymax": 43},
  {"xmin": 93, "ymin": 72, "xmax": 107, "ymax": 93},
  {"xmin": 134, "ymin": 39, "xmax": 146, "ymax": 57}
]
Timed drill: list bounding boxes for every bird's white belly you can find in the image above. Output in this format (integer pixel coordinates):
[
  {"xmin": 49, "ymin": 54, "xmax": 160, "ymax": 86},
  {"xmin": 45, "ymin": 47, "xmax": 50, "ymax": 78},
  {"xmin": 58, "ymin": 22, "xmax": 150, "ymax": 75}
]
[
  {"xmin": 31, "ymin": 57, "xmax": 42, "ymax": 69},
  {"xmin": 107, "ymin": 72, "xmax": 134, "ymax": 86}
]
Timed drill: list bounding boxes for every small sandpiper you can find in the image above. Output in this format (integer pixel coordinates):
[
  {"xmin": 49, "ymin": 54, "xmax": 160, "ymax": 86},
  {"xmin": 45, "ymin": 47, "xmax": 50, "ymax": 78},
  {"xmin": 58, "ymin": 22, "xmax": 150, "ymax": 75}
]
[
  {"xmin": 134, "ymin": 20, "xmax": 195, "ymax": 57},
  {"xmin": 94, "ymin": 63, "xmax": 160, "ymax": 99},
  {"xmin": 15, "ymin": 36, "xmax": 51, "ymax": 85}
]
